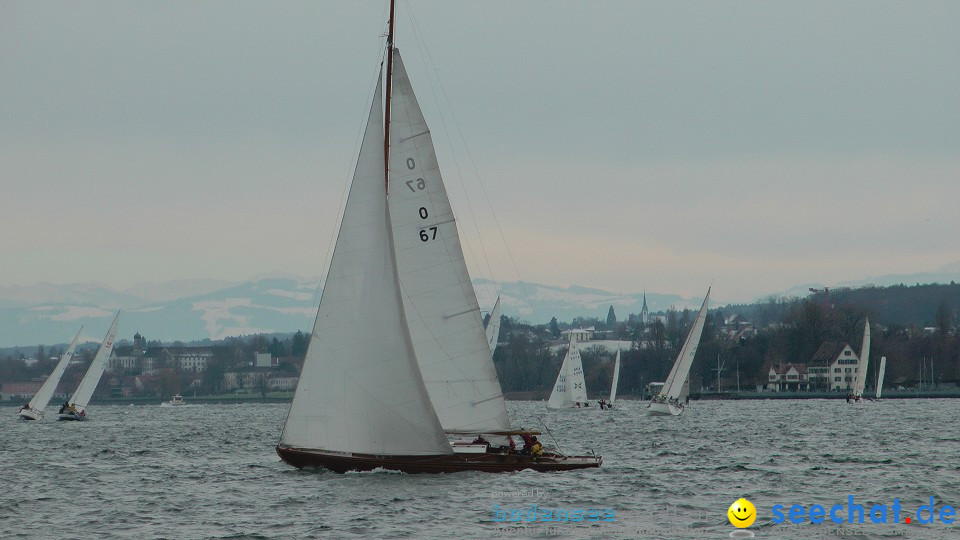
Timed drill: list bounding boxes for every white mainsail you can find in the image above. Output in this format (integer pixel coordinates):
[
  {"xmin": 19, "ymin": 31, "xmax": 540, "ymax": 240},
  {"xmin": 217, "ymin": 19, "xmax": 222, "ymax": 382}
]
[
  {"xmin": 658, "ymin": 287, "xmax": 710, "ymax": 401},
  {"xmin": 609, "ymin": 349, "xmax": 621, "ymax": 404},
  {"xmin": 27, "ymin": 327, "xmax": 83, "ymax": 415},
  {"xmin": 387, "ymin": 51, "xmax": 511, "ymax": 434},
  {"xmin": 68, "ymin": 312, "xmax": 120, "ymax": 413},
  {"xmin": 547, "ymin": 338, "xmax": 588, "ymax": 409},
  {"xmin": 485, "ymin": 296, "xmax": 502, "ymax": 355},
  {"xmin": 875, "ymin": 356, "xmax": 887, "ymax": 399},
  {"xmin": 279, "ymin": 74, "xmax": 451, "ymax": 456},
  {"xmin": 853, "ymin": 318, "xmax": 870, "ymax": 398}
]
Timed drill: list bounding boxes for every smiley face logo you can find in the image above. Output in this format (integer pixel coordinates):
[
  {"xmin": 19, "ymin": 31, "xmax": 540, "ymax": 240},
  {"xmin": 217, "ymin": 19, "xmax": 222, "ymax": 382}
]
[{"xmin": 727, "ymin": 498, "xmax": 756, "ymax": 528}]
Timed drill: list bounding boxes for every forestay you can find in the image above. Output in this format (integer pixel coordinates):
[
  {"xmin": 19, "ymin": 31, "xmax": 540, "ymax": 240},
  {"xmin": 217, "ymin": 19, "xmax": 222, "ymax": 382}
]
[
  {"xmin": 280, "ymin": 75, "xmax": 451, "ymax": 457},
  {"xmin": 387, "ymin": 51, "xmax": 510, "ymax": 434}
]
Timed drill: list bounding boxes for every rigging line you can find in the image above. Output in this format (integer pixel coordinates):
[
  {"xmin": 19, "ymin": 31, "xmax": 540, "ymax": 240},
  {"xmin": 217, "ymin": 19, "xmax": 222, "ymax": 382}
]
[
  {"xmin": 536, "ymin": 415, "xmax": 565, "ymax": 457},
  {"xmin": 403, "ymin": 2, "xmax": 498, "ymax": 307},
  {"xmin": 405, "ymin": 8, "xmax": 535, "ymax": 323},
  {"xmin": 311, "ymin": 39, "xmax": 390, "ymax": 313}
]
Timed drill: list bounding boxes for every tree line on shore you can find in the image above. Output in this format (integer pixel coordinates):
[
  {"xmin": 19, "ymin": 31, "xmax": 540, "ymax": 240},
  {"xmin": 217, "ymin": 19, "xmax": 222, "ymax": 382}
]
[{"xmin": 2, "ymin": 283, "xmax": 957, "ymax": 398}]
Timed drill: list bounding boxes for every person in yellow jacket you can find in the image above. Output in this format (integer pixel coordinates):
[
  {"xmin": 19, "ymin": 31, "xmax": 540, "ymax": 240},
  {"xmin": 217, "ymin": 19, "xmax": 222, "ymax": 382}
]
[{"xmin": 530, "ymin": 436, "xmax": 544, "ymax": 459}]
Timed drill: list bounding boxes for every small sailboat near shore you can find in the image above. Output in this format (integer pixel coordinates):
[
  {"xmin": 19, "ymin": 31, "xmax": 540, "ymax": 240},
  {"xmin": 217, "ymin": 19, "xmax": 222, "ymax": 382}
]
[
  {"xmin": 849, "ymin": 318, "xmax": 870, "ymax": 403},
  {"xmin": 58, "ymin": 312, "xmax": 119, "ymax": 421},
  {"xmin": 600, "ymin": 349, "xmax": 621, "ymax": 410},
  {"xmin": 18, "ymin": 327, "xmax": 83, "ymax": 420},
  {"xmin": 276, "ymin": 0, "xmax": 599, "ymax": 473},
  {"xmin": 547, "ymin": 337, "xmax": 592, "ymax": 410},
  {"xmin": 875, "ymin": 356, "xmax": 887, "ymax": 400},
  {"xmin": 648, "ymin": 287, "xmax": 710, "ymax": 416}
]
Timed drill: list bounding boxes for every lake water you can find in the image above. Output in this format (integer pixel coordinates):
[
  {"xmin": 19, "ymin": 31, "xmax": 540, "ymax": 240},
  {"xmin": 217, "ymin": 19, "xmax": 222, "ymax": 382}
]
[{"xmin": 2, "ymin": 399, "xmax": 957, "ymax": 539}]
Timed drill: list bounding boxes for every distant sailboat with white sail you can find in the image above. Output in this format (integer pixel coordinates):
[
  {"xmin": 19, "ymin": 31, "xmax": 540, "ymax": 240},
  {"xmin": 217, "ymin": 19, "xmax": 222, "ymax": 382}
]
[
  {"xmin": 648, "ymin": 287, "xmax": 710, "ymax": 416},
  {"xmin": 18, "ymin": 327, "xmax": 83, "ymax": 420},
  {"xmin": 275, "ymin": 0, "xmax": 600, "ymax": 473},
  {"xmin": 547, "ymin": 336, "xmax": 591, "ymax": 409},
  {"xmin": 59, "ymin": 312, "xmax": 120, "ymax": 421},
  {"xmin": 485, "ymin": 296, "xmax": 502, "ymax": 354},
  {"xmin": 875, "ymin": 356, "xmax": 887, "ymax": 400},
  {"xmin": 850, "ymin": 318, "xmax": 870, "ymax": 403},
  {"xmin": 601, "ymin": 349, "xmax": 621, "ymax": 410}
]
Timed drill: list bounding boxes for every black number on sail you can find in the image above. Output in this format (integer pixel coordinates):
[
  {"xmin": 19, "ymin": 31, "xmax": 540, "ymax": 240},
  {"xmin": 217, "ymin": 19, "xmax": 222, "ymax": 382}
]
[
  {"xmin": 405, "ymin": 178, "xmax": 426, "ymax": 192},
  {"xmin": 406, "ymin": 158, "xmax": 416, "ymax": 170},
  {"xmin": 419, "ymin": 226, "xmax": 438, "ymax": 242},
  {"xmin": 418, "ymin": 207, "xmax": 428, "ymax": 219}
]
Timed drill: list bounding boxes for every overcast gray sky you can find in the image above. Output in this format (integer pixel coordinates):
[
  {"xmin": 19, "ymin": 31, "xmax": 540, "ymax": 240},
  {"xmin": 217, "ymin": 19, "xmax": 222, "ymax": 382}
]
[{"xmin": 2, "ymin": 0, "xmax": 958, "ymax": 302}]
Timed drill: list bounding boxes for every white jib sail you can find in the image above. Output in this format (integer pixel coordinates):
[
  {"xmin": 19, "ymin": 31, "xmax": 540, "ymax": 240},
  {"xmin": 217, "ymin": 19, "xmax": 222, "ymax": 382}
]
[
  {"xmin": 485, "ymin": 296, "xmax": 502, "ymax": 355},
  {"xmin": 875, "ymin": 356, "xmax": 887, "ymax": 399},
  {"xmin": 548, "ymin": 338, "xmax": 588, "ymax": 408},
  {"xmin": 68, "ymin": 312, "xmax": 120, "ymax": 412},
  {"xmin": 280, "ymin": 73, "xmax": 451, "ymax": 456},
  {"xmin": 853, "ymin": 318, "xmax": 870, "ymax": 397},
  {"xmin": 661, "ymin": 287, "xmax": 711, "ymax": 401},
  {"xmin": 29, "ymin": 327, "xmax": 83, "ymax": 414},
  {"xmin": 387, "ymin": 50, "xmax": 510, "ymax": 434},
  {"xmin": 609, "ymin": 349, "xmax": 621, "ymax": 404}
]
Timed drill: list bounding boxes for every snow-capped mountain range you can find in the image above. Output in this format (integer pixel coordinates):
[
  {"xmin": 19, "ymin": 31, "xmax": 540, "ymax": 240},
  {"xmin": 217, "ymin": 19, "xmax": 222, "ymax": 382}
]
[
  {"xmin": 2, "ymin": 265, "xmax": 957, "ymax": 348},
  {"xmin": 0, "ymin": 275, "xmax": 698, "ymax": 348}
]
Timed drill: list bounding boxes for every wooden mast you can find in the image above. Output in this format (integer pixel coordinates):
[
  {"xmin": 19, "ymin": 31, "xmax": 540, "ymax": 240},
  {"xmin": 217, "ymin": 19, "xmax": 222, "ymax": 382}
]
[{"xmin": 384, "ymin": 0, "xmax": 396, "ymax": 192}]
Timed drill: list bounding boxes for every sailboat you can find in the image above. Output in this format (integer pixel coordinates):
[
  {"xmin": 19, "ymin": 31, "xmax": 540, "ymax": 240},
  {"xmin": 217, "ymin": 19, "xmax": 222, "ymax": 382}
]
[
  {"xmin": 18, "ymin": 327, "xmax": 83, "ymax": 420},
  {"xmin": 648, "ymin": 287, "xmax": 710, "ymax": 416},
  {"xmin": 485, "ymin": 296, "xmax": 502, "ymax": 355},
  {"xmin": 547, "ymin": 336, "xmax": 591, "ymax": 409},
  {"xmin": 276, "ymin": 1, "xmax": 600, "ymax": 473},
  {"xmin": 600, "ymin": 349, "xmax": 621, "ymax": 410},
  {"xmin": 58, "ymin": 312, "xmax": 120, "ymax": 421},
  {"xmin": 850, "ymin": 318, "xmax": 870, "ymax": 403},
  {"xmin": 875, "ymin": 356, "xmax": 887, "ymax": 400}
]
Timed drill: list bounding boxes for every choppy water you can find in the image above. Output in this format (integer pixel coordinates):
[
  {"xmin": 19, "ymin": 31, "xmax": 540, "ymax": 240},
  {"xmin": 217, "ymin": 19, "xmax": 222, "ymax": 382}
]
[{"xmin": 2, "ymin": 399, "xmax": 957, "ymax": 539}]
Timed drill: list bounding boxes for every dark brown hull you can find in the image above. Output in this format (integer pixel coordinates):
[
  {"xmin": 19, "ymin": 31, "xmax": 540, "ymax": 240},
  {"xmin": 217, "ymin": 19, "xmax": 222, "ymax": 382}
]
[{"xmin": 276, "ymin": 445, "xmax": 601, "ymax": 474}]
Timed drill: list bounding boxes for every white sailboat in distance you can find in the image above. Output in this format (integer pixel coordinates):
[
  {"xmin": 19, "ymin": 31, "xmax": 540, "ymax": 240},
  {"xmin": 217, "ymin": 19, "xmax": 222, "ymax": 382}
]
[
  {"xmin": 485, "ymin": 296, "xmax": 502, "ymax": 355},
  {"xmin": 547, "ymin": 336, "xmax": 591, "ymax": 409},
  {"xmin": 275, "ymin": 0, "xmax": 600, "ymax": 473},
  {"xmin": 58, "ymin": 312, "xmax": 120, "ymax": 421},
  {"xmin": 875, "ymin": 356, "xmax": 887, "ymax": 400},
  {"xmin": 850, "ymin": 318, "xmax": 870, "ymax": 403},
  {"xmin": 601, "ymin": 349, "xmax": 621, "ymax": 410},
  {"xmin": 648, "ymin": 287, "xmax": 711, "ymax": 416},
  {"xmin": 18, "ymin": 327, "xmax": 83, "ymax": 420}
]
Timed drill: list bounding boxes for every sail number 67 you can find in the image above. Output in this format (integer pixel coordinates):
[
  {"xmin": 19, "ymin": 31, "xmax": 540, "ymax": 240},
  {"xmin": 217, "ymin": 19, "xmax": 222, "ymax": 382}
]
[{"xmin": 419, "ymin": 227, "xmax": 438, "ymax": 242}]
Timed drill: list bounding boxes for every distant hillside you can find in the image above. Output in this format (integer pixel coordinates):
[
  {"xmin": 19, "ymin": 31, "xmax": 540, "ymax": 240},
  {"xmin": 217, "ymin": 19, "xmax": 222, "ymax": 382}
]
[
  {"xmin": 723, "ymin": 282, "xmax": 960, "ymax": 329},
  {"xmin": 816, "ymin": 283, "xmax": 960, "ymax": 327}
]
